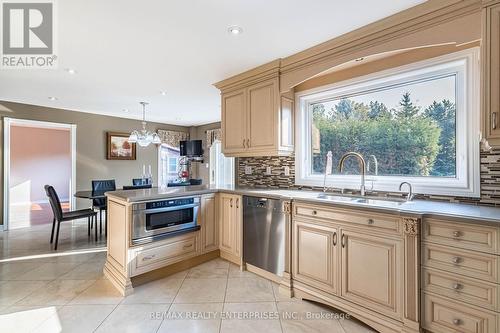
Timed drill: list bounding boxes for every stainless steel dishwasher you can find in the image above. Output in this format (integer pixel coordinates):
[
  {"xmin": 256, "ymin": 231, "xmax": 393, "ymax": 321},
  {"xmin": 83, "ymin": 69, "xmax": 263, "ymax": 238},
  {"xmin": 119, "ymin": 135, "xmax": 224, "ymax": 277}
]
[{"xmin": 243, "ymin": 196, "xmax": 288, "ymax": 277}]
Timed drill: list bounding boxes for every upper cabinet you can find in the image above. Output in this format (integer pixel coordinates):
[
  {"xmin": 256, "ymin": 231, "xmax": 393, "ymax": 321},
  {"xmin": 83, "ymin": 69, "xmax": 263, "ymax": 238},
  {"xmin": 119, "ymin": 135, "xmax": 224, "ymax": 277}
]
[
  {"xmin": 482, "ymin": 1, "xmax": 500, "ymax": 145},
  {"xmin": 216, "ymin": 60, "xmax": 294, "ymax": 157}
]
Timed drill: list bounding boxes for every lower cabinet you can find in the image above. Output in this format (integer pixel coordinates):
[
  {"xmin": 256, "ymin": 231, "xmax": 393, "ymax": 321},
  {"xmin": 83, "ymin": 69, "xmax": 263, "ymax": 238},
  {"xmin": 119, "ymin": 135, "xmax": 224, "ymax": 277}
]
[
  {"xmin": 292, "ymin": 219, "xmax": 338, "ymax": 295},
  {"xmin": 219, "ymin": 193, "xmax": 242, "ymax": 262},
  {"xmin": 200, "ymin": 194, "xmax": 218, "ymax": 253},
  {"xmin": 341, "ymin": 230, "xmax": 402, "ymax": 318}
]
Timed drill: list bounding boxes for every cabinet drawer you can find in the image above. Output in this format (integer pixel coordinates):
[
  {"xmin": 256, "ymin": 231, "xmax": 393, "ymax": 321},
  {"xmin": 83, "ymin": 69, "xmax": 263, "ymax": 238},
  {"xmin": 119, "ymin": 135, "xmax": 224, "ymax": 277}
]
[
  {"xmin": 422, "ymin": 243, "xmax": 499, "ymax": 283},
  {"xmin": 294, "ymin": 202, "xmax": 400, "ymax": 234},
  {"xmin": 423, "ymin": 293, "xmax": 498, "ymax": 333},
  {"xmin": 423, "ymin": 219, "xmax": 499, "ymax": 254},
  {"xmin": 134, "ymin": 235, "xmax": 197, "ymax": 272},
  {"xmin": 422, "ymin": 268, "xmax": 499, "ymax": 311}
]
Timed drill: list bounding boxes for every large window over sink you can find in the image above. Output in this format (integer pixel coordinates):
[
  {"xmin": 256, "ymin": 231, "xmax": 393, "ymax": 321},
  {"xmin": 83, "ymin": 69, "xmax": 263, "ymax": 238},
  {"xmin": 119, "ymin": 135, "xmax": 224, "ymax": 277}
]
[{"xmin": 295, "ymin": 48, "xmax": 480, "ymax": 197}]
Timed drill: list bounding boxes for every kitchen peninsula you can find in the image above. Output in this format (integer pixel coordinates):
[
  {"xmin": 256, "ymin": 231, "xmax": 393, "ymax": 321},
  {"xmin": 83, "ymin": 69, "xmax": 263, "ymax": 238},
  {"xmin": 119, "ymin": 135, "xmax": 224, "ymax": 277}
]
[{"xmin": 104, "ymin": 185, "xmax": 500, "ymax": 333}]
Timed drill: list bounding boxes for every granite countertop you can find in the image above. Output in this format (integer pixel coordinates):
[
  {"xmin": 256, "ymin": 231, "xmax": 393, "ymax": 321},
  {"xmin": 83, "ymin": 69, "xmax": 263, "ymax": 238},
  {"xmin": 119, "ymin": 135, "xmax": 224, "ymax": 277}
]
[{"xmin": 106, "ymin": 185, "xmax": 500, "ymax": 224}]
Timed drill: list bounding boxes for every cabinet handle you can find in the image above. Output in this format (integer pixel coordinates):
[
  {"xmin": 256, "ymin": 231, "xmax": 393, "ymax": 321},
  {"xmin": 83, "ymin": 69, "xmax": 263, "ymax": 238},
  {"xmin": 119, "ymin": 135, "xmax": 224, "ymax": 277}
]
[
  {"xmin": 236, "ymin": 198, "xmax": 239, "ymax": 208},
  {"xmin": 142, "ymin": 254, "xmax": 156, "ymax": 261},
  {"xmin": 452, "ymin": 231, "xmax": 461, "ymax": 238},
  {"xmin": 333, "ymin": 232, "xmax": 337, "ymax": 246},
  {"xmin": 312, "ymin": 210, "xmax": 317, "ymax": 216},
  {"xmin": 452, "ymin": 318, "xmax": 461, "ymax": 326},
  {"xmin": 492, "ymin": 112, "xmax": 497, "ymax": 130},
  {"xmin": 242, "ymin": 139, "xmax": 246, "ymax": 148},
  {"xmin": 451, "ymin": 256, "xmax": 462, "ymax": 264},
  {"xmin": 230, "ymin": 198, "xmax": 233, "ymax": 208},
  {"xmin": 341, "ymin": 234, "xmax": 346, "ymax": 248},
  {"xmin": 246, "ymin": 138, "xmax": 250, "ymax": 148},
  {"xmin": 452, "ymin": 282, "xmax": 462, "ymax": 291},
  {"xmin": 183, "ymin": 243, "xmax": 193, "ymax": 249},
  {"xmin": 367, "ymin": 218, "xmax": 374, "ymax": 225}
]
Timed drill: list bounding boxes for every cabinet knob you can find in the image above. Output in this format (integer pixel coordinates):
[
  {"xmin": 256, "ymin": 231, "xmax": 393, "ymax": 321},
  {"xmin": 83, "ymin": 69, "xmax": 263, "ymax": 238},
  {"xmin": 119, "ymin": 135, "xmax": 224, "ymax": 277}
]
[
  {"xmin": 312, "ymin": 210, "xmax": 317, "ymax": 215},
  {"xmin": 367, "ymin": 218, "xmax": 374, "ymax": 225},
  {"xmin": 451, "ymin": 256, "xmax": 462, "ymax": 264},
  {"xmin": 452, "ymin": 231, "xmax": 461, "ymax": 238},
  {"xmin": 452, "ymin": 282, "xmax": 462, "ymax": 291},
  {"xmin": 452, "ymin": 318, "xmax": 461, "ymax": 326}
]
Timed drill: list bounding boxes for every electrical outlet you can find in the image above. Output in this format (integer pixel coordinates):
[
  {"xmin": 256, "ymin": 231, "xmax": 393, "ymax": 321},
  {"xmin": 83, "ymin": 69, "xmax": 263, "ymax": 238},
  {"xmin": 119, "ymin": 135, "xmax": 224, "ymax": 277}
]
[
  {"xmin": 245, "ymin": 166, "xmax": 252, "ymax": 175},
  {"xmin": 284, "ymin": 166, "xmax": 290, "ymax": 176},
  {"xmin": 265, "ymin": 166, "xmax": 272, "ymax": 175}
]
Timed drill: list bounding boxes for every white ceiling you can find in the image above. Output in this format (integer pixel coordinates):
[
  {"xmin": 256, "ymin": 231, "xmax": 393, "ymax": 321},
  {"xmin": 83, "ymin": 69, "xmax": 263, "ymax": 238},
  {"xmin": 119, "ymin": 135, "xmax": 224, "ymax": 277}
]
[{"xmin": 0, "ymin": 0, "xmax": 426, "ymax": 126}]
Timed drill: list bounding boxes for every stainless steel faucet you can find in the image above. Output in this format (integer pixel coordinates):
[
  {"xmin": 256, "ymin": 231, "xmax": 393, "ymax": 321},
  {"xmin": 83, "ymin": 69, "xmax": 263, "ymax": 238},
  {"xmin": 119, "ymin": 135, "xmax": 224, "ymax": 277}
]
[
  {"xmin": 399, "ymin": 182, "xmax": 414, "ymax": 201},
  {"xmin": 338, "ymin": 152, "xmax": 366, "ymax": 196}
]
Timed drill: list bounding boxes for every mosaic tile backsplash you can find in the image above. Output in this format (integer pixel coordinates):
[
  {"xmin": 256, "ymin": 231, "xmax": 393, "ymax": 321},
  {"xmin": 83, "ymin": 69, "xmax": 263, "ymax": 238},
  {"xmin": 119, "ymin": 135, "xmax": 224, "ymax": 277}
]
[{"xmin": 237, "ymin": 147, "xmax": 500, "ymax": 207}]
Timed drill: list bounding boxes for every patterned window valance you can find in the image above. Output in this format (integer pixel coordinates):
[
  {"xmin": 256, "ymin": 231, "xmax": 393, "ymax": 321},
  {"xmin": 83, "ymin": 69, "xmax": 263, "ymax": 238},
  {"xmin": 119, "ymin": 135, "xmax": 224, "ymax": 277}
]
[
  {"xmin": 157, "ymin": 130, "xmax": 190, "ymax": 148},
  {"xmin": 206, "ymin": 128, "xmax": 221, "ymax": 148}
]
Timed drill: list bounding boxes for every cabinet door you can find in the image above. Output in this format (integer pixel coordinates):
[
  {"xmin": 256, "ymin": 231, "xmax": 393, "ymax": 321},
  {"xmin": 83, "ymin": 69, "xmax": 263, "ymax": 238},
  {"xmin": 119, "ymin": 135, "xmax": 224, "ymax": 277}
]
[
  {"xmin": 292, "ymin": 219, "xmax": 338, "ymax": 295},
  {"xmin": 341, "ymin": 230, "xmax": 402, "ymax": 319},
  {"xmin": 483, "ymin": 3, "xmax": 500, "ymax": 142},
  {"xmin": 247, "ymin": 79, "xmax": 278, "ymax": 152},
  {"xmin": 201, "ymin": 195, "xmax": 218, "ymax": 253},
  {"xmin": 219, "ymin": 194, "xmax": 234, "ymax": 253},
  {"xmin": 222, "ymin": 89, "xmax": 247, "ymax": 154}
]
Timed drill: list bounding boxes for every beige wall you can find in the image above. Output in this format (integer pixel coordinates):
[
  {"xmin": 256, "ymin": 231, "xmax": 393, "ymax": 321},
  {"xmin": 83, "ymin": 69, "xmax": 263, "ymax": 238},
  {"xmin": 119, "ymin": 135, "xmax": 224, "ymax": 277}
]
[
  {"xmin": 0, "ymin": 101, "xmax": 188, "ymax": 222},
  {"xmin": 11, "ymin": 125, "xmax": 71, "ymax": 203},
  {"xmin": 189, "ymin": 122, "xmax": 221, "ymax": 184}
]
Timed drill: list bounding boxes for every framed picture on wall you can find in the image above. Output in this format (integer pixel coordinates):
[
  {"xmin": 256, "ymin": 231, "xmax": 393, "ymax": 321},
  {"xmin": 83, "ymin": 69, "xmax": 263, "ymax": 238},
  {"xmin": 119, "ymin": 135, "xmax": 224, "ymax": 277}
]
[{"xmin": 106, "ymin": 132, "xmax": 136, "ymax": 160}]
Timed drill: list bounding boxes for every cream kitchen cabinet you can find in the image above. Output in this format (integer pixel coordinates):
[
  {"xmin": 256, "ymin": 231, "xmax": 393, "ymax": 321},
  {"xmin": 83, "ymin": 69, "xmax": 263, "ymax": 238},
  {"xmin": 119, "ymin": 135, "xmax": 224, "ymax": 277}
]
[
  {"xmin": 200, "ymin": 194, "xmax": 218, "ymax": 253},
  {"xmin": 291, "ymin": 201, "xmax": 419, "ymax": 333},
  {"xmin": 292, "ymin": 219, "xmax": 339, "ymax": 295},
  {"xmin": 482, "ymin": 1, "xmax": 500, "ymax": 145},
  {"xmin": 218, "ymin": 193, "xmax": 242, "ymax": 264},
  {"xmin": 216, "ymin": 60, "xmax": 293, "ymax": 157},
  {"xmin": 340, "ymin": 229, "xmax": 402, "ymax": 319}
]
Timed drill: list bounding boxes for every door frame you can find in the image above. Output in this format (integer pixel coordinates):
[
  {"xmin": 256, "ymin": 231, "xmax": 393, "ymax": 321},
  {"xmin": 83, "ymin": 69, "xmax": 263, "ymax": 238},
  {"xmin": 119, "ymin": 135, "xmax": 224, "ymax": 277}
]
[{"xmin": 3, "ymin": 118, "xmax": 77, "ymax": 231}]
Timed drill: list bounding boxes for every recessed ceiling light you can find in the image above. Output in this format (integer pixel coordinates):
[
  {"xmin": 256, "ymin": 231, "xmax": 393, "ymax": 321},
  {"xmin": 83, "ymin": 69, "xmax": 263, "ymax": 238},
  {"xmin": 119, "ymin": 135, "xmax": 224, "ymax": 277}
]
[
  {"xmin": 355, "ymin": 57, "xmax": 364, "ymax": 62},
  {"xmin": 160, "ymin": 91, "xmax": 167, "ymax": 96},
  {"xmin": 228, "ymin": 26, "xmax": 243, "ymax": 35},
  {"xmin": 65, "ymin": 68, "xmax": 77, "ymax": 74},
  {"xmin": 48, "ymin": 96, "xmax": 58, "ymax": 101},
  {"xmin": 122, "ymin": 108, "xmax": 129, "ymax": 112}
]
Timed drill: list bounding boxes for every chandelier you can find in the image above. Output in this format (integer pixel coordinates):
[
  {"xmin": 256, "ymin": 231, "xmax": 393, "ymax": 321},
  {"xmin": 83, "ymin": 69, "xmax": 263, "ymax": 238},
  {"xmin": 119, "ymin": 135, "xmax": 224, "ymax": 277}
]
[{"xmin": 128, "ymin": 102, "xmax": 161, "ymax": 147}]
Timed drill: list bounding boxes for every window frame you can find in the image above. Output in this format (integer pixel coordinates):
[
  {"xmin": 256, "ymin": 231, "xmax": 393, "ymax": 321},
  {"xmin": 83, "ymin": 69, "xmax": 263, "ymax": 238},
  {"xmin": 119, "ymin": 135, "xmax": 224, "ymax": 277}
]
[{"xmin": 295, "ymin": 48, "xmax": 480, "ymax": 197}]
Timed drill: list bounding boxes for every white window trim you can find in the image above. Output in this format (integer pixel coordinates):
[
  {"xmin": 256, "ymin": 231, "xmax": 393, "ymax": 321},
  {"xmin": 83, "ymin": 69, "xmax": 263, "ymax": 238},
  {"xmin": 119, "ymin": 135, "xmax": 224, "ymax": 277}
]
[{"xmin": 295, "ymin": 48, "xmax": 481, "ymax": 197}]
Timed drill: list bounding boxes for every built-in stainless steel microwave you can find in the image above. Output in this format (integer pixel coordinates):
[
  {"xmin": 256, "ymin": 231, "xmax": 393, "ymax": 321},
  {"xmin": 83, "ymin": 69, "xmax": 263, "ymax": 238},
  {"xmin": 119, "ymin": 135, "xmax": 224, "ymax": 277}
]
[{"xmin": 131, "ymin": 196, "xmax": 200, "ymax": 244}]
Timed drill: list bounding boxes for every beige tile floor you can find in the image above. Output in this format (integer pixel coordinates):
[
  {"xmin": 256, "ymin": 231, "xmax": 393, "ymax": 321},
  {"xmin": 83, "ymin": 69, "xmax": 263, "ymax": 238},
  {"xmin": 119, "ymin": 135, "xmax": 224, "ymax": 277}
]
[{"xmin": 0, "ymin": 222, "xmax": 376, "ymax": 333}]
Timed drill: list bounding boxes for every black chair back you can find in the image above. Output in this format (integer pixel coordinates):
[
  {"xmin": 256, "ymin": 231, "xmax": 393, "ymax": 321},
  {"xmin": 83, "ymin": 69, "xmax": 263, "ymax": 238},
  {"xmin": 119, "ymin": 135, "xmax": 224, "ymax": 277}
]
[
  {"xmin": 132, "ymin": 178, "xmax": 146, "ymax": 186},
  {"xmin": 123, "ymin": 184, "xmax": 152, "ymax": 190},
  {"xmin": 44, "ymin": 185, "xmax": 63, "ymax": 221},
  {"xmin": 91, "ymin": 179, "xmax": 116, "ymax": 207}
]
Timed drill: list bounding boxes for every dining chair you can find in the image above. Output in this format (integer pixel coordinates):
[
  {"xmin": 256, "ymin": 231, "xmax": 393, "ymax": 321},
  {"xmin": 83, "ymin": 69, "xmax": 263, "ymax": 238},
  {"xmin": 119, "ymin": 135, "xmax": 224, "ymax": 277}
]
[
  {"xmin": 91, "ymin": 179, "xmax": 115, "ymax": 237},
  {"xmin": 45, "ymin": 185, "xmax": 97, "ymax": 250}
]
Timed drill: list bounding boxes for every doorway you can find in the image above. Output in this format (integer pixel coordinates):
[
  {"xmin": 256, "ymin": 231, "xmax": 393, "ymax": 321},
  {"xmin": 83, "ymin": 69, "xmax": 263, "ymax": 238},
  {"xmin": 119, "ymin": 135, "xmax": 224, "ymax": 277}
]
[{"xmin": 3, "ymin": 118, "xmax": 76, "ymax": 230}]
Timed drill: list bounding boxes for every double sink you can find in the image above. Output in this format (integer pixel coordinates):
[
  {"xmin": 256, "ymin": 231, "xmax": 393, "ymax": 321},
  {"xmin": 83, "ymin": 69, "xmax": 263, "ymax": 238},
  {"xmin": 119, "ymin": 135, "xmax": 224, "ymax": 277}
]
[{"xmin": 316, "ymin": 193, "xmax": 410, "ymax": 208}]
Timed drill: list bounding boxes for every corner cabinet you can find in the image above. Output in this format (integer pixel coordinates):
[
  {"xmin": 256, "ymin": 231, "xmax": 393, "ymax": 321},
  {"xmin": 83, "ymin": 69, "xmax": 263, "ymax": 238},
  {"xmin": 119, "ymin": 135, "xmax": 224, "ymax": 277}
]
[
  {"xmin": 215, "ymin": 60, "xmax": 294, "ymax": 157},
  {"xmin": 218, "ymin": 193, "xmax": 242, "ymax": 264},
  {"xmin": 482, "ymin": 1, "xmax": 500, "ymax": 145}
]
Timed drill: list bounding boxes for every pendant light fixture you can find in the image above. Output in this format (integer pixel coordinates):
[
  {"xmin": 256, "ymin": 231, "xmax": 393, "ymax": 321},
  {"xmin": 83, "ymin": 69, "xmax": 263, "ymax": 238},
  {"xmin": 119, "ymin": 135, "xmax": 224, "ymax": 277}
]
[{"xmin": 128, "ymin": 102, "xmax": 162, "ymax": 147}]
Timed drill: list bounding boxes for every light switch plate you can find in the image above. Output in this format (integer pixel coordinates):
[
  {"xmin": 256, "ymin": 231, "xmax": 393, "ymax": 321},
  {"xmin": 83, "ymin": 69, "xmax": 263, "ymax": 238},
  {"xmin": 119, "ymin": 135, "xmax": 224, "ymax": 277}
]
[
  {"xmin": 284, "ymin": 166, "xmax": 290, "ymax": 176},
  {"xmin": 245, "ymin": 166, "xmax": 252, "ymax": 175}
]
